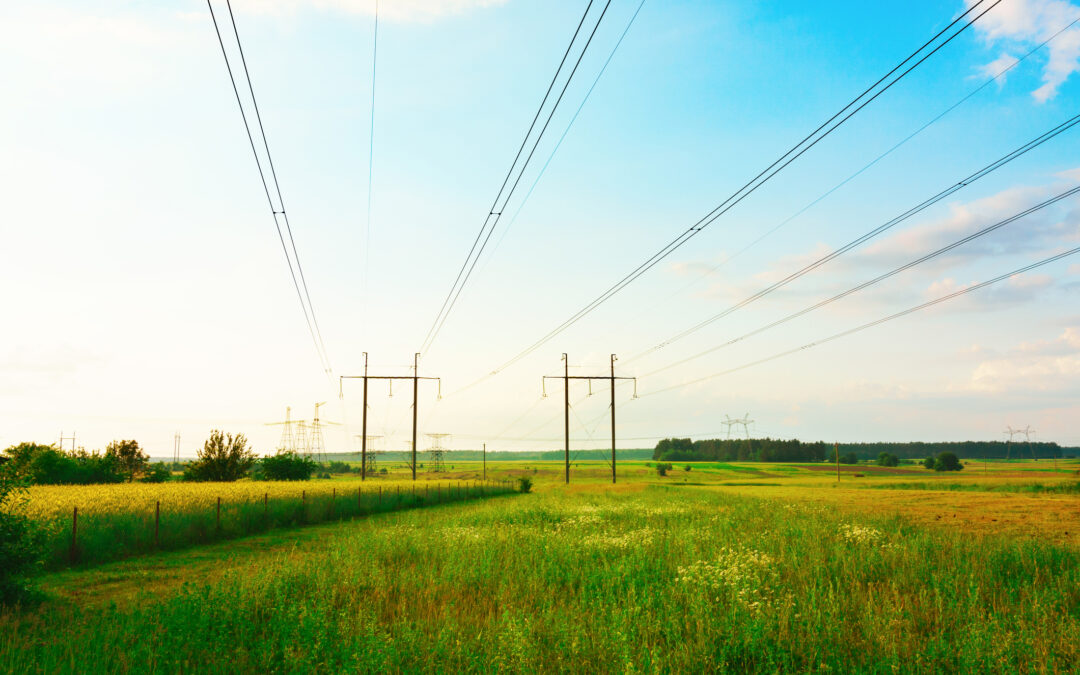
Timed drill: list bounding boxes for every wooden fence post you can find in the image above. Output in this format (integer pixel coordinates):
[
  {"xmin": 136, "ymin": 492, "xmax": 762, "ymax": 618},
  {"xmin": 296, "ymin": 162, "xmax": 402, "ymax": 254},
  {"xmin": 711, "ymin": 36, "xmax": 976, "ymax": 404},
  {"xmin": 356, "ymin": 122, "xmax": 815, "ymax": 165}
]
[
  {"xmin": 332, "ymin": 487, "xmax": 336, "ymax": 519},
  {"xmin": 358, "ymin": 486, "xmax": 362, "ymax": 511},
  {"xmin": 70, "ymin": 506, "xmax": 78, "ymax": 563},
  {"xmin": 264, "ymin": 492, "xmax": 268, "ymax": 522},
  {"xmin": 216, "ymin": 497, "xmax": 221, "ymax": 531},
  {"xmin": 155, "ymin": 500, "xmax": 160, "ymax": 548}
]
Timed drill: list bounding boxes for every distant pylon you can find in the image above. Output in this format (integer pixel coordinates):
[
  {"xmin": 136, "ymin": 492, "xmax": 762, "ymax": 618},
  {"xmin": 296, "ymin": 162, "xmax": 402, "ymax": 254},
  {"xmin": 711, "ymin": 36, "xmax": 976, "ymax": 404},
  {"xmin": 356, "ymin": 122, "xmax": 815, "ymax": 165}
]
[
  {"xmin": 266, "ymin": 407, "xmax": 297, "ymax": 454},
  {"xmin": 426, "ymin": 433, "xmax": 451, "ymax": 473},
  {"xmin": 310, "ymin": 402, "xmax": 340, "ymax": 464},
  {"xmin": 1003, "ymin": 425, "xmax": 1036, "ymax": 461},
  {"xmin": 58, "ymin": 431, "xmax": 76, "ymax": 453},
  {"xmin": 355, "ymin": 434, "xmax": 382, "ymax": 474}
]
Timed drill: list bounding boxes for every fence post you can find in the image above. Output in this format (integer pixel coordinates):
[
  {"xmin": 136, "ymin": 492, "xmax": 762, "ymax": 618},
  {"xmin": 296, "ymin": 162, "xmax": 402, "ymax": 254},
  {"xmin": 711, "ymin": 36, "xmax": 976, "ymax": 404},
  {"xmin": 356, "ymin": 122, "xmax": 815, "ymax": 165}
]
[
  {"xmin": 378, "ymin": 486, "xmax": 382, "ymax": 505},
  {"xmin": 264, "ymin": 492, "xmax": 268, "ymax": 523},
  {"xmin": 70, "ymin": 506, "xmax": 78, "ymax": 563},
  {"xmin": 155, "ymin": 500, "xmax": 160, "ymax": 548},
  {"xmin": 358, "ymin": 485, "xmax": 362, "ymax": 511},
  {"xmin": 302, "ymin": 490, "xmax": 306, "ymax": 521},
  {"xmin": 332, "ymin": 487, "xmax": 336, "ymax": 519},
  {"xmin": 216, "ymin": 497, "xmax": 221, "ymax": 531}
]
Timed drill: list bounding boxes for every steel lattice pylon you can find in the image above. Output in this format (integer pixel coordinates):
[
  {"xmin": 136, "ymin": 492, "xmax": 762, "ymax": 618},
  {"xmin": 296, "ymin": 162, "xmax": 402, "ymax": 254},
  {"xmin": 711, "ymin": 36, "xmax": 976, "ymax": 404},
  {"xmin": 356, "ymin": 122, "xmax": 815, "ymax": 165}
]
[{"xmin": 426, "ymin": 433, "xmax": 451, "ymax": 473}]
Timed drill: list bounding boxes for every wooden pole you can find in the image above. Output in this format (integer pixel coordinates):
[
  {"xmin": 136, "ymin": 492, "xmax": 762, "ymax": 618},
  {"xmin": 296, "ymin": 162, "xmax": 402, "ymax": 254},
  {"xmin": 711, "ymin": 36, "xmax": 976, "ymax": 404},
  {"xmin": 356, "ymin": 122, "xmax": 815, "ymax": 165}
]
[
  {"xmin": 361, "ymin": 352, "xmax": 369, "ymax": 481},
  {"xmin": 216, "ymin": 496, "xmax": 221, "ymax": 530},
  {"xmin": 564, "ymin": 353, "xmax": 570, "ymax": 484},
  {"xmin": 155, "ymin": 500, "xmax": 160, "ymax": 548},
  {"xmin": 70, "ymin": 506, "xmax": 78, "ymax": 563},
  {"xmin": 611, "ymin": 354, "xmax": 617, "ymax": 484},
  {"xmin": 411, "ymin": 352, "xmax": 419, "ymax": 481}
]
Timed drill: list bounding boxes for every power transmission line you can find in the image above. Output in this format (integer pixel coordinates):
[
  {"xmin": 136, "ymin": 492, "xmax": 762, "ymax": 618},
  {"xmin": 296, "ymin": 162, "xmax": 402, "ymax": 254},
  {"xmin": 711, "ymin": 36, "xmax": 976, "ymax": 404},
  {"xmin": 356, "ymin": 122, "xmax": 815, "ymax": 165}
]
[
  {"xmin": 642, "ymin": 183, "xmax": 1080, "ymax": 377},
  {"xmin": 419, "ymin": 0, "xmax": 613, "ymax": 355},
  {"xmin": 640, "ymin": 245, "xmax": 1080, "ymax": 397},
  {"xmin": 610, "ymin": 14, "xmax": 1080, "ymax": 336},
  {"xmin": 363, "ymin": 0, "xmax": 379, "ymax": 333},
  {"xmin": 207, "ymin": 0, "xmax": 333, "ymax": 375},
  {"xmin": 486, "ymin": 0, "xmax": 649, "ymax": 262},
  {"xmin": 472, "ymin": 0, "xmax": 999, "ymax": 382},
  {"xmin": 628, "ymin": 112, "xmax": 1080, "ymax": 363}
]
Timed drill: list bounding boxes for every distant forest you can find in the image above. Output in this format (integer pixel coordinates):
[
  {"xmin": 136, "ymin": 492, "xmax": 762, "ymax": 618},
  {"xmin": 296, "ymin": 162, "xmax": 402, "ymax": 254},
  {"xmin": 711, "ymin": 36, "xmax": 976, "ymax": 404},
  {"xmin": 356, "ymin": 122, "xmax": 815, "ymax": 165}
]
[
  {"xmin": 319, "ymin": 449, "xmax": 655, "ymax": 463},
  {"xmin": 653, "ymin": 438, "xmax": 1076, "ymax": 462}
]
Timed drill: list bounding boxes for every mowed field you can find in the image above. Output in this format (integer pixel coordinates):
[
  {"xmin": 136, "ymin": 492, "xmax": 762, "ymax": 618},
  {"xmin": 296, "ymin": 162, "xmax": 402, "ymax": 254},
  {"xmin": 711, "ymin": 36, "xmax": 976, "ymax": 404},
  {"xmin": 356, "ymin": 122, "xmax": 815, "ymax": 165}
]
[{"xmin": 3, "ymin": 459, "xmax": 1079, "ymax": 673}]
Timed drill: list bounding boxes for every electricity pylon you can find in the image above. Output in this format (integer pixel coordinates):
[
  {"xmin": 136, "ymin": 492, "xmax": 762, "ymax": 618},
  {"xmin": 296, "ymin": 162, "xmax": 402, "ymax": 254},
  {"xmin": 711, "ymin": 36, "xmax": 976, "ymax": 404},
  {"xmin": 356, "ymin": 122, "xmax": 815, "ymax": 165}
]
[
  {"xmin": 1004, "ymin": 425, "xmax": 1037, "ymax": 461},
  {"xmin": 354, "ymin": 434, "xmax": 382, "ymax": 474},
  {"xmin": 309, "ymin": 401, "xmax": 340, "ymax": 463},
  {"xmin": 542, "ymin": 354, "xmax": 637, "ymax": 484},
  {"xmin": 266, "ymin": 407, "xmax": 297, "ymax": 453},
  {"xmin": 340, "ymin": 353, "xmax": 441, "ymax": 480},
  {"xmin": 426, "ymin": 433, "xmax": 451, "ymax": 473}
]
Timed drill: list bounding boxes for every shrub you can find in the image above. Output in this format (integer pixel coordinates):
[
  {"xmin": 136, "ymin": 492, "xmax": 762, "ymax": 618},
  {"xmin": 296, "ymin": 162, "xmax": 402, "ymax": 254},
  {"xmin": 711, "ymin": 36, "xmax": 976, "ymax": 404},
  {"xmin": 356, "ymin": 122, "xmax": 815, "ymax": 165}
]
[
  {"xmin": 923, "ymin": 456, "xmax": 936, "ymax": 470},
  {"xmin": 326, "ymin": 461, "xmax": 353, "ymax": 474},
  {"xmin": 684, "ymin": 465, "xmax": 693, "ymax": 472},
  {"xmin": 141, "ymin": 463, "xmax": 172, "ymax": 483},
  {"xmin": 933, "ymin": 452, "xmax": 963, "ymax": 472},
  {"xmin": 259, "ymin": 452, "xmax": 316, "ymax": 481},
  {"xmin": 656, "ymin": 462, "xmax": 673, "ymax": 477},
  {"xmin": 0, "ymin": 471, "xmax": 44, "ymax": 605},
  {"xmin": 0, "ymin": 443, "xmax": 123, "ymax": 485},
  {"xmin": 105, "ymin": 439, "xmax": 148, "ymax": 482},
  {"xmin": 183, "ymin": 431, "xmax": 256, "ymax": 482},
  {"xmin": 876, "ymin": 452, "xmax": 899, "ymax": 467},
  {"xmin": 517, "ymin": 477, "xmax": 533, "ymax": 494}
]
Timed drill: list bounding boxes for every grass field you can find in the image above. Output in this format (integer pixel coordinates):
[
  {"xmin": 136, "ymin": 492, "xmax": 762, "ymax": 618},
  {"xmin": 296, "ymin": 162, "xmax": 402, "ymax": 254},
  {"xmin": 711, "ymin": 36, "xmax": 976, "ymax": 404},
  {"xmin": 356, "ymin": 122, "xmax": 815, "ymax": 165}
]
[{"xmin": 3, "ymin": 458, "xmax": 1078, "ymax": 673}]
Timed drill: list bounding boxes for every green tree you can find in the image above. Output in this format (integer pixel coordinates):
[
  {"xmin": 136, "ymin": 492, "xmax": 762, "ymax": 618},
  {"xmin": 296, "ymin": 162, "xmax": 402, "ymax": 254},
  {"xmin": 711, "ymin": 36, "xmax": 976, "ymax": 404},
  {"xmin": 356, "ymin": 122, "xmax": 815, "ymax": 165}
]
[
  {"xmin": 922, "ymin": 456, "xmax": 936, "ymax": 470},
  {"xmin": 0, "ymin": 470, "xmax": 44, "ymax": 605},
  {"xmin": 876, "ymin": 452, "xmax": 899, "ymax": 467},
  {"xmin": 141, "ymin": 463, "xmax": 172, "ymax": 483},
  {"xmin": 260, "ymin": 452, "xmax": 317, "ymax": 481},
  {"xmin": 184, "ymin": 431, "xmax": 256, "ymax": 482},
  {"xmin": 933, "ymin": 452, "xmax": 963, "ymax": 472},
  {"xmin": 105, "ymin": 439, "xmax": 148, "ymax": 482}
]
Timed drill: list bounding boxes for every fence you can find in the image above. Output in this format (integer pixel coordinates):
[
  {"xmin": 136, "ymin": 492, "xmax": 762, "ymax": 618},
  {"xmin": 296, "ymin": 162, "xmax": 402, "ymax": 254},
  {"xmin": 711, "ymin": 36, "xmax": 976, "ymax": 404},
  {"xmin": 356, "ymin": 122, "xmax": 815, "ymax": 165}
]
[{"xmin": 54, "ymin": 479, "xmax": 517, "ymax": 569}]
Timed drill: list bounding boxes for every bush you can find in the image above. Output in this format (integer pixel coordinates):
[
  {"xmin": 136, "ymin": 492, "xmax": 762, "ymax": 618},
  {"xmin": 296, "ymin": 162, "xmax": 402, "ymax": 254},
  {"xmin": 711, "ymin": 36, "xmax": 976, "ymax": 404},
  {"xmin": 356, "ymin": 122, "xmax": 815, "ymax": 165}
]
[
  {"xmin": 684, "ymin": 465, "xmax": 693, "ymax": 472},
  {"xmin": 923, "ymin": 456, "xmax": 936, "ymax": 470},
  {"xmin": 933, "ymin": 452, "xmax": 963, "ymax": 472},
  {"xmin": 104, "ymin": 439, "xmax": 148, "ymax": 482},
  {"xmin": 876, "ymin": 452, "xmax": 899, "ymax": 467},
  {"xmin": 259, "ymin": 453, "xmax": 316, "ymax": 481},
  {"xmin": 517, "ymin": 477, "xmax": 533, "ymax": 494},
  {"xmin": 183, "ymin": 431, "xmax": 256, "ymax": 482},
  {"xmin": 0, "ymin": 443, "xmax": 123, "ymax": 485},
  {"xmin": 326, "ymin": 461, "xmax": 353, "ymax": 474},
  {"xmin": 656, "ymin": 462, "xmax": 673, "ymax": 477},
  {"xmin": 0, "ymin": 471, "xmax": 44, "ymax": 605},
  {"xmin": 141, "ymin": 463, "xmax": 172, "ymax": 483}
]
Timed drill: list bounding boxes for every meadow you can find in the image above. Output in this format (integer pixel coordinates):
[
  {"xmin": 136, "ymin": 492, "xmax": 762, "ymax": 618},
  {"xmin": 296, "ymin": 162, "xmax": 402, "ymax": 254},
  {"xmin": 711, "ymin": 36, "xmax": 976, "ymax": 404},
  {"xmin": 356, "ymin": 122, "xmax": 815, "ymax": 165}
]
[{"xmin": 2, "ymin": 458, "xmax": 1078, "ymax": 673}]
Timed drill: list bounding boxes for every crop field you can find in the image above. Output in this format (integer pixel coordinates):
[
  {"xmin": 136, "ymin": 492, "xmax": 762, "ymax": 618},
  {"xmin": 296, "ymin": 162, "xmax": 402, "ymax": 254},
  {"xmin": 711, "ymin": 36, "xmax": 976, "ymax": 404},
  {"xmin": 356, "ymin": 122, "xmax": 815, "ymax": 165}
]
[{"xmin": 2, "ymin": 459, "xmax": 1079, "ymax": 673}]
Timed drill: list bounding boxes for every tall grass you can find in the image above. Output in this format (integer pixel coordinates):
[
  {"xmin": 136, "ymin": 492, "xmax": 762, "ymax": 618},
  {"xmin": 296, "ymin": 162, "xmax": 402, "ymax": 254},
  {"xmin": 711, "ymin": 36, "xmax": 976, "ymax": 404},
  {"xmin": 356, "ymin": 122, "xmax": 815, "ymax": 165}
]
[
  {"xmin": 31, "ymin": 480, "xmax": 514, "ymax": 569},
  {"xmin": 2, "ymin": 486, "xmax": 1076, "ymax": 672}
]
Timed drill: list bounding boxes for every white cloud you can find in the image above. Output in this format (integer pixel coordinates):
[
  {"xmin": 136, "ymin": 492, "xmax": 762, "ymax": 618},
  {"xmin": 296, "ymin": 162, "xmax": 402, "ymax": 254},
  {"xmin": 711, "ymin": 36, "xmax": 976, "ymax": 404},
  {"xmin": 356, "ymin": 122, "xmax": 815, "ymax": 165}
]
[
  {"xmin": 978, "ymin": 52, "xmax": 1021, "ymax": 81},
  {"xmin": 968, "ymin": 0, "xmax": 1080, "ymax": 102},
  {"xmin": 231, "ymin": 0, "xmax": 509, "ymax": 22},
  {"xmin": 969, "ymin": 326, "xmax": 1080, "ymax": 391}
]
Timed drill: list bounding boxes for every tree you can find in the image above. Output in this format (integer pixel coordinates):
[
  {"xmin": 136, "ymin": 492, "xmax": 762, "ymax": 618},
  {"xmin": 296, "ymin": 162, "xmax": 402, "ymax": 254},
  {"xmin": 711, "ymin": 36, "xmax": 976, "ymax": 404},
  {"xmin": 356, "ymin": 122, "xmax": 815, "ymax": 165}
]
[
  {"xmin": 0, "ymin": 470, "xmax": 44, "ymax": 605},
  {"xmin": 922, "ymin": 456, "xmax": 936, "ymax": 470},
  {"xmin": 260, "ymin": 452, "xmax": 316, "ymax": 481},
  {"xmin": 105, "ymin": 440, "xmax": 148, "ymax": 482},
  {"xmin": 184, "ymin": 431, "xmax": 256, "ymax": 482},
  {"xmin": 141, "ymin": 463, "xmax": 172, "ymax": 483},
  {"xmin": 0, "ymin": 443, "xmax": 123, "ymax": 485},
  {"xmin": 876, "ymin": 452, "xmax": 899, "ymax": 467},
  {"xmin": 933, "ymin": 452, "xmax": 963, "ymax": 472}
]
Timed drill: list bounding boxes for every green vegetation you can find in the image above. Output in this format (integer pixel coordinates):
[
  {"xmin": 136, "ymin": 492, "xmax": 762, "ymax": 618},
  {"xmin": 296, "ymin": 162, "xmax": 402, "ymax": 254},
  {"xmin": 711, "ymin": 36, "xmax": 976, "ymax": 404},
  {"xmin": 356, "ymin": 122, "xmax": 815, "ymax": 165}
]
[
  {"xmin": 0, "ymin": 472, "xmax": 43, "ymax": 605},
  {"xmin": 655, "ymin": 437, "xmax": 828, "ymax": 462},
  {"xmin": 103, "ymin": 440, "xmax": 148, "ymax": 482},
  {"xmin": 259, "ymin": 453, "xmax": 317, "ymax": 481},
  {"xmin": 932, "ymin": 451, "xmax": 964, "ymax": 472},
  {"xmin": 2, "ymin": 487, "xmax": 1076, "ymax": 672},
  {"xmin": 1, "ymin": 443, "xmax": 125, "ymax": 485},
  {"xmin": 183, "ymin": 431, "xmax": 257, "ymax": 482},
  {"xmin": 876, "ymin": 452, "xmax": 899, "ymax": 467},
  {"xmin": 866, "ymin": 481, "xmax": 1080, "ymax": 495}
]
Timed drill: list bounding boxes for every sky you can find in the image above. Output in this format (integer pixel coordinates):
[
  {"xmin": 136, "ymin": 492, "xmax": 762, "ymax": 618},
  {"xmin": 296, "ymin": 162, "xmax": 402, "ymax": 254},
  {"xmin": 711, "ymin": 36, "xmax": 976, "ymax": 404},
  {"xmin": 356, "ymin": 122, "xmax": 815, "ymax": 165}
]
[{"xmin": 1, "ymin": 0, "xmax": 1079, "ymax": 457}]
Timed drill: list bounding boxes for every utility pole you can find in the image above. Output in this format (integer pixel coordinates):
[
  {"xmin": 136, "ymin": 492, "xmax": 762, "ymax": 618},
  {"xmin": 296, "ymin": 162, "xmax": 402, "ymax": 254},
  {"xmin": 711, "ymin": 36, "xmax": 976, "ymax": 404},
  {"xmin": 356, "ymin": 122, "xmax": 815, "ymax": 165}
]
[
  {"xmin": 543, "ymin": 354, "xmax": 637, "ymax": 485},
  {"xmin": 173, "ymin": 432, "xmax": 180, "ymax": 465},
  {"xmin": 340, "ymin": 353, "xmax": 440, "ymax": 481}
]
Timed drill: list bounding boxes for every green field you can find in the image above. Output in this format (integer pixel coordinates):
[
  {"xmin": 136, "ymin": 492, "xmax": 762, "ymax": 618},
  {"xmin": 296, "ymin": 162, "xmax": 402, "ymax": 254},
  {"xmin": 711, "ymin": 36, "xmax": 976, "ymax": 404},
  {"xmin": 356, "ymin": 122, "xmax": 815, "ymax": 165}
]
[{"xmin": 3, "ymin": 459, "xmax": 1079, "ymax": 673}]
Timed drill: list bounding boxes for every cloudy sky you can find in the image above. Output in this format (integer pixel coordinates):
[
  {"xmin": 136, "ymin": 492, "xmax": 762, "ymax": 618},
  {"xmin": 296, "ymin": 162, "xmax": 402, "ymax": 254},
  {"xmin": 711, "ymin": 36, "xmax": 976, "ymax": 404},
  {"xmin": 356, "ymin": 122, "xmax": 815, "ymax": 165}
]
[{"xmin": 2, "ymin": 0, "xmax": 1078, "ymax": 456}]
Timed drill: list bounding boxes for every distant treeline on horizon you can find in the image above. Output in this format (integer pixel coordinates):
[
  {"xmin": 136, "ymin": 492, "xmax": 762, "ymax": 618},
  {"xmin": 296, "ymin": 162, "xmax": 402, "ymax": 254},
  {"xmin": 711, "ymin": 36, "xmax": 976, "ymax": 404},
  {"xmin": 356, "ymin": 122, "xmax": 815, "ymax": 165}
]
[{"xmin": 652, "ymin": 438, "xmax": 1075, "ymax": 463}]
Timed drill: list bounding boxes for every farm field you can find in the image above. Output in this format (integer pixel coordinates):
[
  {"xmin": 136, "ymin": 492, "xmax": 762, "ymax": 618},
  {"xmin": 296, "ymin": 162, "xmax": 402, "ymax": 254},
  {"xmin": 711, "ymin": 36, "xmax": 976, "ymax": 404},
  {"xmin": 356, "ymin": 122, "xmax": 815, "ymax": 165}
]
[{"xmin": 2, "ymin": 459, "xmax": 1078, "ymax": 673}]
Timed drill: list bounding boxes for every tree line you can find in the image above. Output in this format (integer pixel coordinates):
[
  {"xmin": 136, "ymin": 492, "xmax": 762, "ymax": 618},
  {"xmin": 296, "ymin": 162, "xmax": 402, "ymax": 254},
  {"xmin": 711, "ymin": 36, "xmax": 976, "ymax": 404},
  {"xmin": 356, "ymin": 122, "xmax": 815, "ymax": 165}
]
[{"xmin": 653, "ymin": 438, "xmax": 1071, "ymax": 463}]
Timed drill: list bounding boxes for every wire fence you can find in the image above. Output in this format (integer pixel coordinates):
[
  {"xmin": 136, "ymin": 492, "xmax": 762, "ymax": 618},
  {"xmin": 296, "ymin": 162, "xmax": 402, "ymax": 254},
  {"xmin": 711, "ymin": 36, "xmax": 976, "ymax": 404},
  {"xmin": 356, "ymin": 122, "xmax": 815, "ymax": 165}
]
[{"xmin": 53, "ymin": 480, "xmax": 517, "ymax": 570}]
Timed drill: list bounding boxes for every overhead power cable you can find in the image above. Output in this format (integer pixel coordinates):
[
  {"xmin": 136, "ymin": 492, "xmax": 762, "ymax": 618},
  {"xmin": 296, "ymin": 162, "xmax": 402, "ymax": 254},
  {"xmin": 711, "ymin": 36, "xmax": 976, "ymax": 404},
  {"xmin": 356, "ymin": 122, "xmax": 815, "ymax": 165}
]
[
  {"xmin": 628, "ymin": 112, "xmax": 1080, "ymax": 363},
  {"xmin": 419, "ymin": 0, "xmax": 613, "ymax": 355},
  {"xmin": 208, "ymin": 0, "xmax": 333, "ymax": 375},
  {"xmin": 362, "ymin": 0, "xmax": 379, "ymax": 337},
  {"xmin": 640, "ymin": 245, "xmax": 1080, "ymax": 397},
  {"xmin": 612, "ymin": 14, "xmax": 1080, "ymax": 335},
  {"xmin": 475, "ymin": 0, "xmax": 999, "ymax": 381},
  {"xmin": 643, "ymin": 183, "xmax": 1080, "ymax": 377}
]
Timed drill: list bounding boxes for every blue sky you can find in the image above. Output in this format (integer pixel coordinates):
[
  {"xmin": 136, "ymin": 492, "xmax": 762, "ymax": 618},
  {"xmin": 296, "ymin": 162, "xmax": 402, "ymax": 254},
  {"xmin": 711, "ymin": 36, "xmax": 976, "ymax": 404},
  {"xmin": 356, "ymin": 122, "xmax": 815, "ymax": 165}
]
[{"xmin": 2, "ymin": 0, "xmax": 1078, "ymax": 456}]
